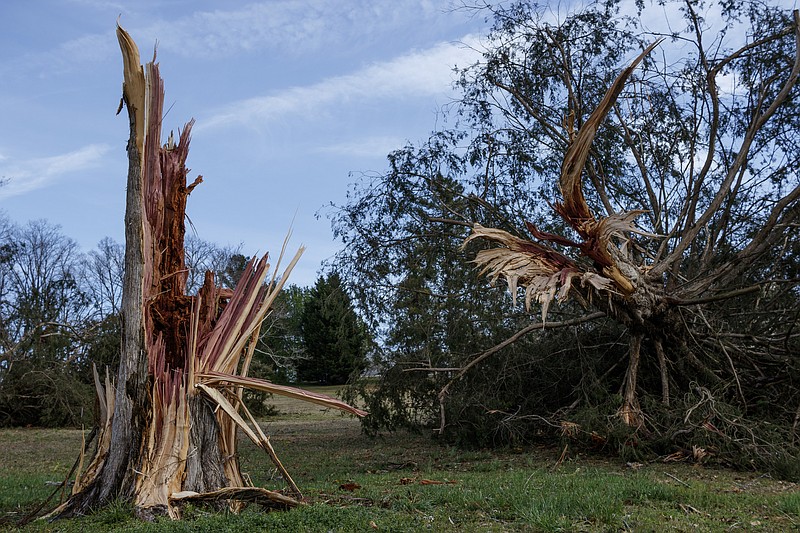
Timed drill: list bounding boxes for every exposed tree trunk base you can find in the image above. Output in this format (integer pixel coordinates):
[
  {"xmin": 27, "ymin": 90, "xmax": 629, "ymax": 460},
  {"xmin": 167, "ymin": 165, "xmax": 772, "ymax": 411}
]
[{"xmin": 184, "ymin": 393, "xmax": 227, "ymax": 496}]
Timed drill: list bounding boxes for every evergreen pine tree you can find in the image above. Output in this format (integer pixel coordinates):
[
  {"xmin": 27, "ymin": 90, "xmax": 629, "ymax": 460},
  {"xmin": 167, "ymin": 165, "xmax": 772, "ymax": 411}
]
[{"xmin": 298, "ymin": 273, "xmax": 369, "ymax": 384}]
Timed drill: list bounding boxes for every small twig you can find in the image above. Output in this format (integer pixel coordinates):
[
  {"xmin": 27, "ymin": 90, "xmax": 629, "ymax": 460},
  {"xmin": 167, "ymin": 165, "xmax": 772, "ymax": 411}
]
[
  {"xmin": 427, "ymin": 217, "xmax": 472, "ymax": 228},
  {"xmin": 736, "ymin": 472, "xmax": 771, "ymax": 491},
  {"xmin": 318, "ymin": 493, "xmax": 375, "ymax": 505},
  {"xmin": 553, "ymin": 444, "xmax": 569, "ymax": 469},
  {"xmin": 679, "ymin": 503, "xmax": 702, "ymax": 515},
  {"xmin": 404, "ymin": 367, "xmax": 461, "ymax": 373},
  {"xmin": 665, "ymin": 472, "xmax": 690, "ymax": 487}
]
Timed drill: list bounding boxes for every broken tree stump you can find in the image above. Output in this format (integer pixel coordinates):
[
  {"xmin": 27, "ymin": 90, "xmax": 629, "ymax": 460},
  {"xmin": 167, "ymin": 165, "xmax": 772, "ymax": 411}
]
[{"xmin": 50, "ymin": 24, "xmax": 365, "ymax": 521}]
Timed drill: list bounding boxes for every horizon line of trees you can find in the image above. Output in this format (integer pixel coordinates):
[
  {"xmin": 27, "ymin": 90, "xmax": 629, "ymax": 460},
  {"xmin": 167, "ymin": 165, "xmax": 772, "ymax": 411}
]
[{"xmin": 0, "ymin": 213, "xmax": 370, "ymax": 427}]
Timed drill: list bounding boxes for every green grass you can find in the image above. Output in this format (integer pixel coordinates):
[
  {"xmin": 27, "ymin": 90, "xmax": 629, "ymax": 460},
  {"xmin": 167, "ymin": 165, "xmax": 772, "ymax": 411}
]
[
  {"xmin": 0, "ymin": 428, "xmax": 85, "ymax": 519},
  {"xmin": 2, "ymin": 388, "xmax": 799, "ymax": 531}
]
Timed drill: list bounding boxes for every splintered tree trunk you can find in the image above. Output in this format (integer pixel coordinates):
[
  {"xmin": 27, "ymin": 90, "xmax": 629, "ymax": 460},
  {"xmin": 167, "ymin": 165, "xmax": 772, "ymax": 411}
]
[
  {"xmin": 52, "ymin": 26, "xmax": 365, "ymax": 521},
  {"xmin": 466, "ymin": 42, "xmax": 668, "ymax": 426}
]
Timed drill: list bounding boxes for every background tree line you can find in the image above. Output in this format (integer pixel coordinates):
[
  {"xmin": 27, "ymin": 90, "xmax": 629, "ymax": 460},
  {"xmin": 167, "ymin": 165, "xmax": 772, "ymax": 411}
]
[{"xmin": 0, "ymin": 212, "xmax": 369, "ymax": 426}]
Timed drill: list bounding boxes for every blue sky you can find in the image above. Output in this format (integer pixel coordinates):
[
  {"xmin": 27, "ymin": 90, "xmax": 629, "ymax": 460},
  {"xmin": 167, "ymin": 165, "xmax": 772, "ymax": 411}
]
[{"xmin": 0, "ymin": 1, "xmax": 490, "ymax": 285}]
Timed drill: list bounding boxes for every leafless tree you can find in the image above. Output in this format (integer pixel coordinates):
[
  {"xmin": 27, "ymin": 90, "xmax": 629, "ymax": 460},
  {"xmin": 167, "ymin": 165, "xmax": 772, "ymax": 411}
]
[{"xmin": 83, "ymin": 237, "xmax": 125, "ymax": 318}]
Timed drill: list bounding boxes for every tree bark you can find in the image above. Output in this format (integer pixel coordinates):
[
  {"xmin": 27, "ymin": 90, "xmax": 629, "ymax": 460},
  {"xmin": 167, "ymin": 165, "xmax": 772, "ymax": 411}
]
[
  {"xmin": 654, "ymin": 339, "xmax": 670, "ymax": 407},
  {"xmin": 183, "ymin": 393, "xmax": 227, "ymax": 495},
  {"xmin": 619, "ymin": 333, "xmax": 643, "ymax": 427},
  {"xmin": 52, "ymin": 25, "xmax": 150, "ymax": 517}
]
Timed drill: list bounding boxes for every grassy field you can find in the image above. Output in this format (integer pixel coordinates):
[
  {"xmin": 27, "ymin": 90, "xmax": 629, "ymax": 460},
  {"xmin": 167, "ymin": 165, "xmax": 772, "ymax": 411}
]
[{"xmin": 1, "ymin": 387, "xmax": 799, "ymax": 532}]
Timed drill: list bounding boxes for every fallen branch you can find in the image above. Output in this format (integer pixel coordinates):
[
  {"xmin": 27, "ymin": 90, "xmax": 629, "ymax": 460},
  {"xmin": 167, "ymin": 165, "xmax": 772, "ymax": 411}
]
[
  {"xmin": 170, "ymin": 487, "xmax": 304, "ymax": 511},
  {"xmin": 664, "ymin": 472, "xmax": 690, "ymax": 487}
]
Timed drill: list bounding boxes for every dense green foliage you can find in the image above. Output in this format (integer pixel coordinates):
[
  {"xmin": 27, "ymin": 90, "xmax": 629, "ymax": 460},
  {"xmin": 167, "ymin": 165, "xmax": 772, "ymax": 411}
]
[
  {"xmin": 0, "ymin": 218, "xmax": 94, "ymax": 427},
  {"xmin": 297, "ymin": 273, "xmax": 370, "ymax": 385}
]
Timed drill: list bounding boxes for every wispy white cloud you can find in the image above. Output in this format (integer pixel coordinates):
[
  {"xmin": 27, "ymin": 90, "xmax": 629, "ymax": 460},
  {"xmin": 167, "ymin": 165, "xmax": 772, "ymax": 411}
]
[
  {"xmin": 55, "ymin": 32, "xmax": 118, "ymax": 65},
  {"xmin": 146, "ymin": 0, "xmax": 448, "ymax": 58},
  {"xmin": 65, "ymin": 0, "xmax": 129, "ymax": 11},
  {"xmin": 200, "ymin": 34, "xmax": 482, "ymax": 130},
  {"xmin": 6, "ymin": 0, "xmax": 467, "ymax": 78},
  {"xmin": 0, "ymin": 144, "xmax": 111, "ymax": 199},
  {"xmin": 316, "ymin": 136, "xmax": 411, "ymax": 158},
  {"xmin": 0, "ymin": 30, "xmax": 118, "ymax": 79}
]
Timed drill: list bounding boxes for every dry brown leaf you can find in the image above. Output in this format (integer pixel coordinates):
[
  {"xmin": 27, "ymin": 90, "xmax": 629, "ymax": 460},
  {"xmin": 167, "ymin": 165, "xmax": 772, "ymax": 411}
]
[{"xmin": 560, "ymin": 421, "xmax": 580, "ymax": 438}]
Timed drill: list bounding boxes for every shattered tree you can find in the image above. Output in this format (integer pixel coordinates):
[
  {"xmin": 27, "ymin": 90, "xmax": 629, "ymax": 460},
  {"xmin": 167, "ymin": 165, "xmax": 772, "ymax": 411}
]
[
  {"xmin": 53, "ymin": 26, "xmax": 365, "ymax": 520},
  {"xmin": 467, "ymin": 12, "xmax": 800, "ymax": 427}
]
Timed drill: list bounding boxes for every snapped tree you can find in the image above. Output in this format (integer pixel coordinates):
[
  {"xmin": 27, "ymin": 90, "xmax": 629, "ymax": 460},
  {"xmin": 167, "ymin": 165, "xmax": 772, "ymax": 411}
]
[
  {"xmin": 333, "ymin": 0, "xmax": 800, "ymax": 463},
  {"xmin": 464, "ymin": 3, "xmax": 800, "ymax": 427},
  {"xmin": 50, "ymin": 26, "xmax": 365, "ymax": 520}
]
